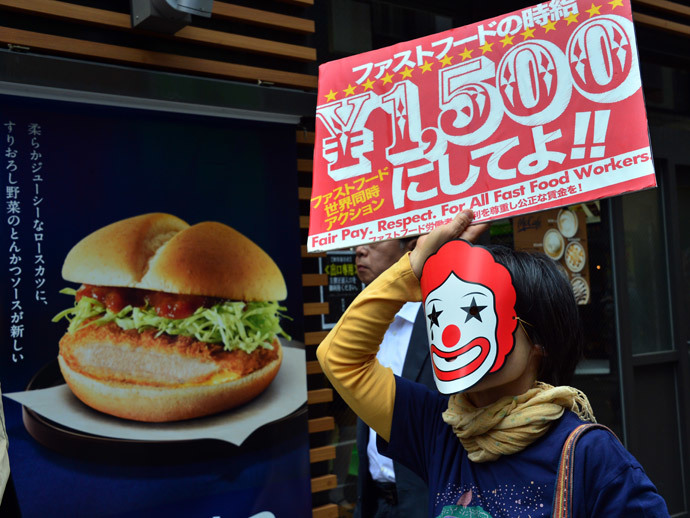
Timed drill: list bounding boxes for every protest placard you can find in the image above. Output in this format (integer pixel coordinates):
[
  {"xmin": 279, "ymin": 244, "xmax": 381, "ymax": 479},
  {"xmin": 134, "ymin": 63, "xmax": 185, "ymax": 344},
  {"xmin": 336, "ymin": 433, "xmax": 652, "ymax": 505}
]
[{"xmin": 308, "ymin": 0, "xmax": 655, "ymax": 251}]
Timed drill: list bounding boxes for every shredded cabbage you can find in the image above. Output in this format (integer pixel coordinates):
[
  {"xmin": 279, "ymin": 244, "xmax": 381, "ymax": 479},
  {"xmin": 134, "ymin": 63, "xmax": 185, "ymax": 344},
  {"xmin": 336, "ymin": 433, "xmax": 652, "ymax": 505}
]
[{"xmin": 52, "ymin": 287, "xmax": 290, "ymax": 353}]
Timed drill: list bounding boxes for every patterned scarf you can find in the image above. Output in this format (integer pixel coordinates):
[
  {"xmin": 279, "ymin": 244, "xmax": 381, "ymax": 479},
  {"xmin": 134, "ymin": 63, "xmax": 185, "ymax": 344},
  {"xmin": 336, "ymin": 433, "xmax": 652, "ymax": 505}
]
[{"xmin": 442, "ymin": 382, "xmax": 595, "ymax": 463}]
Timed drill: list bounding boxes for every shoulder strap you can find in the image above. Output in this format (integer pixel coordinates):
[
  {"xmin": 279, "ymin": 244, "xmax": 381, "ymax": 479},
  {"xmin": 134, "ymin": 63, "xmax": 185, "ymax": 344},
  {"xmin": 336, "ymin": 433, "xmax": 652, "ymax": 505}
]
[{"xmin": 552, "ymin": 423, "xmax": 618, "ymax": 518}]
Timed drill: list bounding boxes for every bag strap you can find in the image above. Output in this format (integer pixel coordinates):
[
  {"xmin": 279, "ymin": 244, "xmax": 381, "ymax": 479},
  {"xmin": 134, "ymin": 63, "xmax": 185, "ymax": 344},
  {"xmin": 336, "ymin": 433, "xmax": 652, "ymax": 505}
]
[{"xmin": 552, "ymin": 423, "xmax": 618, "ymax": 518}]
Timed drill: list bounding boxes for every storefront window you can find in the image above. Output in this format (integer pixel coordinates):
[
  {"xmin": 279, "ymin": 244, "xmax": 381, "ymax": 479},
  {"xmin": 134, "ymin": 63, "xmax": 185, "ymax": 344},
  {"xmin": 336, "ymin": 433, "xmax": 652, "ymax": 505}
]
[
  {"xmin": 492, "ymin": 204, "xmax": 623, "ymax": 437},
  {"xmin": 570, "ymin": 203, "xmax": 623, "ymax": 439},
  {"xmin": 621, "ymin": 187, "xmax": 674, "ymax": 354},
  {"xmin": 676, "ymin": 166, "xmax": 690, "ymax": 351}
]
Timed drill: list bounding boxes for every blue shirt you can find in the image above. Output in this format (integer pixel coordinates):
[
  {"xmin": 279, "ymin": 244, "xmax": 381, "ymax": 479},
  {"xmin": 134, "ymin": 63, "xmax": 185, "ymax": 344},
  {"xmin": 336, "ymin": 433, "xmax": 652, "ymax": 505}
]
[{"xmin": 379, "ymin": 376, "xmax": 670, "ymax": 518}]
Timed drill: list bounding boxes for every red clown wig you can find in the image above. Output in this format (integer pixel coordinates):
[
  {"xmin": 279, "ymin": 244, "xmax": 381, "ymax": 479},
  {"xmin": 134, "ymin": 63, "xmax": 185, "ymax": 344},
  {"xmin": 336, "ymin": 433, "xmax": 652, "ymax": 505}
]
[{"xmin": 420, "ymin": 239, "xmax": 518, "ymax": 372}]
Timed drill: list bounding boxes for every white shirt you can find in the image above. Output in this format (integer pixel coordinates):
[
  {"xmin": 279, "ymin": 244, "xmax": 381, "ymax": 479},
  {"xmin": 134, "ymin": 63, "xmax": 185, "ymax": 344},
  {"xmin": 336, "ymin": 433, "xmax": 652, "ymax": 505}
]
[{"xmin": 366, "ymin": 301, "xmax": 421, "ymax": 483}]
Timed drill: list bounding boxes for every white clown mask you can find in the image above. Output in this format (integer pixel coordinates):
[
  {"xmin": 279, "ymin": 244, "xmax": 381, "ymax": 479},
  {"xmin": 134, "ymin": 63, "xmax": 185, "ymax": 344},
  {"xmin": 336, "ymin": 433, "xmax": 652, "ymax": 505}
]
[
  {"xmin": 425, "ymin": 275, "xmax": 499, "ymax": 393},
  {"xmin": 421, "ymin": 240, "xmax": 518, "ymax": 394}
]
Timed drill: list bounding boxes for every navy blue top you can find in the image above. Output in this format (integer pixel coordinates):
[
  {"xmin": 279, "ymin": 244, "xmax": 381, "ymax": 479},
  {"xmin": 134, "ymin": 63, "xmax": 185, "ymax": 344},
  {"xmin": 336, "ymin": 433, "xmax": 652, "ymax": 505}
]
[{"xmin": 378, "ymin": 376, "xmax": 670, "ymax": 517}]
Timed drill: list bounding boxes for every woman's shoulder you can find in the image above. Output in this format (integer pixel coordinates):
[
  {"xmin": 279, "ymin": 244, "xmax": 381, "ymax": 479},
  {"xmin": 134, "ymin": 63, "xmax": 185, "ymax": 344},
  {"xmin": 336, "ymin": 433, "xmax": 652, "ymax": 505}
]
[
  {"xmin": 394, "ymin": 375, "xmax": 449, "ymax": 417},
  {"xmin": 560, "ymin": 414, "xmax": 630, "ymax": 460},
  {"xmin": 391, "ymin": 376, "xmax": 455, "ymax": 441},
  {"xmin": 548, "ymin": 412, "xmax": 632, "ymax": 469},
  {"xmin": 558, "ymin": 413, "xmax": 669, "ymax": 515}
]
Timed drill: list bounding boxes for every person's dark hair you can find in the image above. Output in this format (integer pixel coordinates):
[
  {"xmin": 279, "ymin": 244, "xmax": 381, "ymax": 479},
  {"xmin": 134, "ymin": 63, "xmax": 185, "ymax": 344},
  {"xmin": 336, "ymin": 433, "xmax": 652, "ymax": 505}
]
[
  {"xmin": 399, "ymin": 236, "xmax": 417, "ymax": 249},
  {"xmin": 486, "ymin": 245, "xmax": 583, "ymax": 386}
]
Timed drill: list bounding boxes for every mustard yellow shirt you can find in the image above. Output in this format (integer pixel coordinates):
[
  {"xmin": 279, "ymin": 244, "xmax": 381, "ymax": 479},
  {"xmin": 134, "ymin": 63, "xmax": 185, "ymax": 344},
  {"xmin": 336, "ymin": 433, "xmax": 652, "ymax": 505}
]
[{"xmin": 316, "ymin": 253, "xmax": 422, "ymax": 442}]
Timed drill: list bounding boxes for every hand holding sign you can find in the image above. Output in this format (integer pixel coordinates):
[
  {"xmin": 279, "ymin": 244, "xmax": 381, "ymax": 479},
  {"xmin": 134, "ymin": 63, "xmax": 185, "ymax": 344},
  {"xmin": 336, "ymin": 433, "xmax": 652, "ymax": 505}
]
[{"xmin": 410, "ymin": 210, "xmax": 489, "ymax": 278}]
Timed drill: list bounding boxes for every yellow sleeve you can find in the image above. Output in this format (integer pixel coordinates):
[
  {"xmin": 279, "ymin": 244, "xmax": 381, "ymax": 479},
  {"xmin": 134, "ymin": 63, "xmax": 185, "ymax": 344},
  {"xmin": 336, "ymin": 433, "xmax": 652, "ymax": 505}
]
[{"xmin": 316, "ymin": 253, "xmax": 423, "ymax": 442}]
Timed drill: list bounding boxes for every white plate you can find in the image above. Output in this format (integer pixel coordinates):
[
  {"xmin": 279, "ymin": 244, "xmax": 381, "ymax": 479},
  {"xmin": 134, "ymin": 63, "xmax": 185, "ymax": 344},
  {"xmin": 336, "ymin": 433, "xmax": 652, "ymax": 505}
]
[
  {"xmin": 565, "ymin": 242, "xmax": 586, "ymax": 273},
  {"xmin": 5, "ymin": 344, "xmax": 306, "ymax": 446},
  {"xmin": 542, "ymin": 228, "xmax": 565, "ymax": 261}
]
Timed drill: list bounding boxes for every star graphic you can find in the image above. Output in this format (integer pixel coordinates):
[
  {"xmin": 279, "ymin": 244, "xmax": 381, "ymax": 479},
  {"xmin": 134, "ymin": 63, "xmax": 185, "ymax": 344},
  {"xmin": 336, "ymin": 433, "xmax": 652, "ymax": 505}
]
[
  {"xmin": 479, "ymin": 41, "xmax": 494, "ymax": 54},
  {"xmin": 520, "ymin": 26, "xmax": 536, "ymax": 39},
  {"xmin": 609, "ymin": 0, "xmax": 623, "ymax": 8},
  {"xmin": 427, "ymin": 304, "xmax": 443, "ymax": 328},
  {"xmin": 420, "ymin": 60, "xmax": 433, "ymax": 73},
  {"xmin": 461, "ymin": 297, "xmax": 487, "ymax": 323},
  {"xmin": 343, "ymin": 84, "xmax": 356, "ymax": 96},
  {"xmin": 325, "ymin": 89, "xmax": 337, "ymax": 102},
  {"xmin": 400, "ymin": 66, "xmax": 414, "ymax": 79},
  {"xmin": 439, "ymin": 54, "xmax": 453, "ymax": 67},
  {"xmin": 459, "ymin": 47, "xmax": 473, "ymax": 60},
  {"xmin": 362, "ymin": 78, "xmax": 375, "ymax": 91},
  {"xmin": 564, "ymin": 12, "xmax": 579, "ymax": 24},
  {"xmin": 499, "ymin": 34, "xmax": 515, "ymax": 47},
  {"xmin": 381, "ymin": 72, "xmax": 394, "ymax": 84},
  {"xmin": 586, "ymin": 3, "xmax": 602, "ymax": 16},
  {"xmin": 542, "ymin": 20, "xmax": 557, "ymax": 33}
]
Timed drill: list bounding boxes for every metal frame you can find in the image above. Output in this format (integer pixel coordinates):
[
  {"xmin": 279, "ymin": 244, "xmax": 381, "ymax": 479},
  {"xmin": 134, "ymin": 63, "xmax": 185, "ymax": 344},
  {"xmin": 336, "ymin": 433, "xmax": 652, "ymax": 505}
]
[
  {"xmin": 0, "ymin": 49, "xmax": 316, "ymax": 124},
  {"xmin": 611, "ymin": 154, "xmax": 690, "ymax": 512},
  {"xmin": 660, "ymin": 158, "xmax": 690, "ymax": 510},
  {"xmin": 609, "ymin": 195, "xmax": 633, "ymax": 448}
]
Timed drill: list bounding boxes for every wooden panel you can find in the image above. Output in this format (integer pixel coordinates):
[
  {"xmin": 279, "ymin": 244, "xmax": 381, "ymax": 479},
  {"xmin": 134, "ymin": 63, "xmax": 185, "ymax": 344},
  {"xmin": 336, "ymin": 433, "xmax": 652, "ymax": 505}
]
[
  {"xmin": 308, "ymin": 416, "xmax": 335, "ymax": 433},
  {"xmin": 298, "ymin": 186, "xmax": 312, "ymax": 200},
  {"xmin": 302, "ymin": 273, "xmax": 327, "ymax": 286},
  {"xmin": 0, "ymin": 27, "xmax": 317, "ymax": 89},
  {"xmin": 279, "ymin": 0, "xmax": 314, "ymax": 6},
  {"xmin": 309, "ymin": 445, "xmax": 336, "ymax": 463},
  {"xmin": 311, "ymin": 474, "xmax": 337, "ymax": 493},
  {"xmin": 633, "ymin": 12, "xmax": 690, "ymax": 36},
  {"xmin": 175, "ymin": 25, "xmax": 315, "ymax": 61},
  {"xmin": 304, "ymin": 302, "xmax": 329, "ymax": 316},
  {"xmin": 0, "ymin": 0, "xmax": 315, "ymax": 61},
  {"xmin": 300, "ymin": 215, "xmax": 310, "ymax": 229},
  {"xmin": 297, "ymin": 130, "xmax": 315, "ymax": 144},
  {"xmin": 213, "ymin": 2, "xmax": 315, "ymax": 33},
  {"xmin": 305, "ymin": 330, "xmax": 329, "ymax": 345},
  {"xmin": 0, "ymin": 0, "xmax": 129, "ymax": 29},
  {"xmin": 307, "ymin": 388, "xmax": 333, "ymax": 404},
  {"xmin": 301, "ymin": 245, "xmax": 326, "ymax": 258},
  {"xmin": 298, "ymin": 158, "xmax": 313, "ymax": 173},
  {"xmin": 306, "ymin": 360, "xmax": 322, "ymax": 375},
  {"xmin": 312, "ymin": 504, "xmax": 339, "ymax": 518},
  {"xmin": 633, "ymin": 0, "xmax": 690, "ymax": 17}
]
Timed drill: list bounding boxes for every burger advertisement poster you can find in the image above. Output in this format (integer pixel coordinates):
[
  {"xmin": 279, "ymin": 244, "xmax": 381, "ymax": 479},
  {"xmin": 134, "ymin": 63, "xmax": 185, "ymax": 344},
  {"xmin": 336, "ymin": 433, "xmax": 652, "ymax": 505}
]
[
  {"xmin": 1, "ymin": 94, "xmax": 312, "ymax": 517},
  {"xmin": 308, "ymin": 0, "xmax": 656, "ymax": 252}
]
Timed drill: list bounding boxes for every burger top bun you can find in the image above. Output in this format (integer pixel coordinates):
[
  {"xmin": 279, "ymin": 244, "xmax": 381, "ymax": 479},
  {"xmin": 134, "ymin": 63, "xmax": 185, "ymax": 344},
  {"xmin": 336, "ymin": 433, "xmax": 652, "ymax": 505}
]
[{"xmin": 62, "ymin": 213, "xmax": 287, "ymax": 301}]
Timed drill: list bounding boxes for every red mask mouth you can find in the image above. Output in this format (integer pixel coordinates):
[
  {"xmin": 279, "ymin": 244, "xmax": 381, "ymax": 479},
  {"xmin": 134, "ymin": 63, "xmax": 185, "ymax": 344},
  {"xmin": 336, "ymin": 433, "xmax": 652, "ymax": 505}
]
[{"xmin": 430, "ymin": 337, "xmax": 491, "ymax": 382}]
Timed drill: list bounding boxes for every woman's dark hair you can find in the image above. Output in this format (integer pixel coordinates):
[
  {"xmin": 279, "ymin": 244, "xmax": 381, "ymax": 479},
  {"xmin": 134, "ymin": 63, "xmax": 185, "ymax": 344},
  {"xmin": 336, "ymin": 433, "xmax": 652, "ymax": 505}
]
[{"xmin": 486, "ymin": 245, "xmax": 583, "ymax": 386}]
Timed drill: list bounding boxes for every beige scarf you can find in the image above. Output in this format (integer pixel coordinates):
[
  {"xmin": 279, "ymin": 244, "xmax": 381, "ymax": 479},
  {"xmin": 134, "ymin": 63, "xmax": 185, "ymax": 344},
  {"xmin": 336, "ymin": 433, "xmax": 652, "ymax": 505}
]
[{"xmin": 442, "ymin": 382, "xmax": 595, "ymax": 463}]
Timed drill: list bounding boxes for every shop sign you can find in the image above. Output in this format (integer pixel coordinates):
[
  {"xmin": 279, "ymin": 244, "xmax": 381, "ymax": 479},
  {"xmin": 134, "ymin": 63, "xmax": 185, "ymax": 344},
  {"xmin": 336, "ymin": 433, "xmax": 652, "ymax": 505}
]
[{"xmin": 318, "ymin": 251, "xmax": 363, "ymax": 329}]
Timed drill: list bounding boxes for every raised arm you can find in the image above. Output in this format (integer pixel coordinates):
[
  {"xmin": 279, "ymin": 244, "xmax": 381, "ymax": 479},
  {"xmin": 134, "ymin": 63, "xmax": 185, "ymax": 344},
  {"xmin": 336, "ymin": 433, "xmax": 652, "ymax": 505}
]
[{"xmin": 316, "ymin": 210, "xmax": 486, "ymax": 441}]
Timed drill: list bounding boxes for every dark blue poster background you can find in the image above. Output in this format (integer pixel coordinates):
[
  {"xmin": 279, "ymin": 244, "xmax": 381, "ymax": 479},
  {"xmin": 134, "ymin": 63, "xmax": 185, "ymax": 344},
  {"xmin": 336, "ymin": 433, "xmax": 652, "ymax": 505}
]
[{"xmin": 0, "ymin": 94, "xmax": 311, "ymax": 517}]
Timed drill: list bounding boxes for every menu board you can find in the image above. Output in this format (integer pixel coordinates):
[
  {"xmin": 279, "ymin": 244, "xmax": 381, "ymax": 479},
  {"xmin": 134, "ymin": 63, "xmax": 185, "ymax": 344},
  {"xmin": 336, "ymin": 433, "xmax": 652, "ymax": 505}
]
[{"xmin": 513, "ymin": 207, "xmax": 590, "ymax": 304}]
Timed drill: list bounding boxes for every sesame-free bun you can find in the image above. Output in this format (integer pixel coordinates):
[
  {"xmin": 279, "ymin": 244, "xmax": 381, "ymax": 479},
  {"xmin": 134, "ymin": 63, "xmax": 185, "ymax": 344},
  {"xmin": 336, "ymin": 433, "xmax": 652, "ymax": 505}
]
[
  {"xmin": 62, "ymin": 213, "xmax": 287, "ymax": 301},
  {"xmin": 58, "ymin": 337, "xmax": 283, "ymax": 422}
]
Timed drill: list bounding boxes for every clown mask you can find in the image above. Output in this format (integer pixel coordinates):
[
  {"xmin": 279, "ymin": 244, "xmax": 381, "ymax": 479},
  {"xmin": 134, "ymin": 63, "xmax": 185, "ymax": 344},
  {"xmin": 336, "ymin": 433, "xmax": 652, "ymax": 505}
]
[{"xmin": 420, "ymin": 240, "xmax": 518, "ymax": 394}]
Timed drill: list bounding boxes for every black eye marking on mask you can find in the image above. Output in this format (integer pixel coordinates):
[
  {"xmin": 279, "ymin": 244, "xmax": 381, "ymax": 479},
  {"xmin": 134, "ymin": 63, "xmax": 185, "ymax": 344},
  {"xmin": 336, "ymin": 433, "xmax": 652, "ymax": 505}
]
[
  {"xmin": 460, "ymin": 297, "xmax": 486, "ymax": 323},
  {"xmin": 427, "ymin": 304, "xmax": 442, "ymax": 328},
  {"xmin": 427, "ymin": 304, "xmax": 443, "ymax": 340}
]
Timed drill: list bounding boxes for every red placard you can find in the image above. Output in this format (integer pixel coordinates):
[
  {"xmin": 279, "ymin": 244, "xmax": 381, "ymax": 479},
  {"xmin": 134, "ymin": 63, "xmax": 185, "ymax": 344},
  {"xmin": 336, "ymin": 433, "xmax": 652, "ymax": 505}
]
[{"xmin": 308, "ymin": 0, "xmax": 655, "ymax": 251}]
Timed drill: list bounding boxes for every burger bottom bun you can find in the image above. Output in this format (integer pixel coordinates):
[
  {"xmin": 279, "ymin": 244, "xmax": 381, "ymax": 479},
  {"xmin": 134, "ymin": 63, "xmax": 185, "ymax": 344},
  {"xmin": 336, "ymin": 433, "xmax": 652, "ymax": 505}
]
[{"xmin": 57, "ymin": 341, "xmax": 282, "ymax": 422}]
